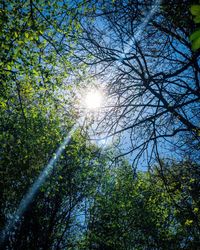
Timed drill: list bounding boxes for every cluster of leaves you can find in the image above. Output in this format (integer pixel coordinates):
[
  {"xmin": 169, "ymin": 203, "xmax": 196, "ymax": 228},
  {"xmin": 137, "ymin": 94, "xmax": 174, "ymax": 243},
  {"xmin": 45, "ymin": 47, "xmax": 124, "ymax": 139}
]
[
  {"xmin": 0, "ymin": 0, "xmax": 100, "ymax": 248},
  {"xmin": 82, "ymin": 161, "xmax": 200, "ymax": 250},
  {"xmin": 190, "ymin": 4, "xmax": 200, "ymax": 50},
  {"xmin": 2, "ymin": 129, "xmax": 108, "ymax": 249},
  {"xmin": 1, "ymin": 1, "xmax": 200, "ymax": 249}
]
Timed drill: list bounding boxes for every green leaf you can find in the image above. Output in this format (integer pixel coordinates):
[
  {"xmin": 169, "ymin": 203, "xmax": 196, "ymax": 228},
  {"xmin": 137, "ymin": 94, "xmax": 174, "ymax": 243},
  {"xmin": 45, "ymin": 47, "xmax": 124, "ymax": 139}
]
[
  {"xmin": 190, "ymin": 30, "xmax": 200, "ymax": 41},
  {"xmin": 194, "ymin": 15, "xmax": 200, "ymax": 23},
  {"xmin": 190, "ymin": 5, "xmax": 200, "ymax": 16},
  {"xmin": 192, "ymin": 36, "xmax": 200, "ymax": 51},
  {"xmin": 185, "ymin": 219, "xmax": 193, "ymax": 226},
  {"xmin": 33, "ymin": 69, "xmax": 38, "ymax": 76},
  {"xmin": 25, "ymin": 32, "xmax": 29, "ymax": 39},
  {"xmin": 7, "ymin": 65, "xmax": 11, "ymax": 70}
]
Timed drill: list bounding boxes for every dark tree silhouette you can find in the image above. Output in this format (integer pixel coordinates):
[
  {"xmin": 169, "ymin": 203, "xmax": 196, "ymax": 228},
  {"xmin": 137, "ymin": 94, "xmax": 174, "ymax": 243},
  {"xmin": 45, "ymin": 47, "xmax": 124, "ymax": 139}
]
[{"xmin": 75, "ymin": 0, "xmax": 200, "ymax": 165}]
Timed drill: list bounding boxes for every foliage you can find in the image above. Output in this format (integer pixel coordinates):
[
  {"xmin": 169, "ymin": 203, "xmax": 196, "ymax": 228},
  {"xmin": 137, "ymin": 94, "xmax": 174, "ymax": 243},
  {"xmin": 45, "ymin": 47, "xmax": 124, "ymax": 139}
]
[
  {"xmin": 83, "ymin": 161, "xmax": 200, "ymax": 250},
  {"xmin": 0, "ymin": 1, "xmax": 200, "ymax": 249},
  {"xmin": 0, "ymin": 0, "xmax": 93, "ymax": 248},
  {"xmin": 190, "ymin": 4, "xmax": 200, "ymax": 50},
  {"xmin": 3, "ymin": 130, "xmax": 107, "ymax": 249}
]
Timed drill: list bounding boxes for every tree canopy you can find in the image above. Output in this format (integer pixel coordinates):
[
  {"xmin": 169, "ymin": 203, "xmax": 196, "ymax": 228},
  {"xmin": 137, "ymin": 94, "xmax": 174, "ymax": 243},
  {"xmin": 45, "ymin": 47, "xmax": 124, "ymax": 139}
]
[
  {"xmin": 0, "ymin": 0, "xmax": 200, "ymax": 249},
  {"xmin": 73, "ymin": 0, "xmax": 200, "ymax": 163}
]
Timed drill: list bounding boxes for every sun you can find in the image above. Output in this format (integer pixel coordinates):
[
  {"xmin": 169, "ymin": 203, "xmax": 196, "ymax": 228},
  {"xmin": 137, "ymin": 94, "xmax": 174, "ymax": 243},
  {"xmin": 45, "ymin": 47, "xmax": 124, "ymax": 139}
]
[{"xmin": 85, "ymin": 89, "xmax": 103, "ymax": 110}]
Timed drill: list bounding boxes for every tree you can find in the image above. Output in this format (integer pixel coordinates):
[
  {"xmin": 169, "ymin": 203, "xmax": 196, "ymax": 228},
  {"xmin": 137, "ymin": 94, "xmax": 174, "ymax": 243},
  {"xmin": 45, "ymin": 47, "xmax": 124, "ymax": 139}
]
[
  {"xmin": 3, "ymin": 130, "xmax": 107, "ymax": 249},
  {"xmin": 83, "ymin": 160, "xmax": 200, "ymax": 250},
  {"xmin": 1, "ymin": 1, "xmax": 200, "ymax": 249},
  {"xmin": 74, "ymin": 0, "xmax": 200, "ymax": 165},
  {"xmin": 0, "ymin": 0, "xmax": 96, "ymax": 248}
]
